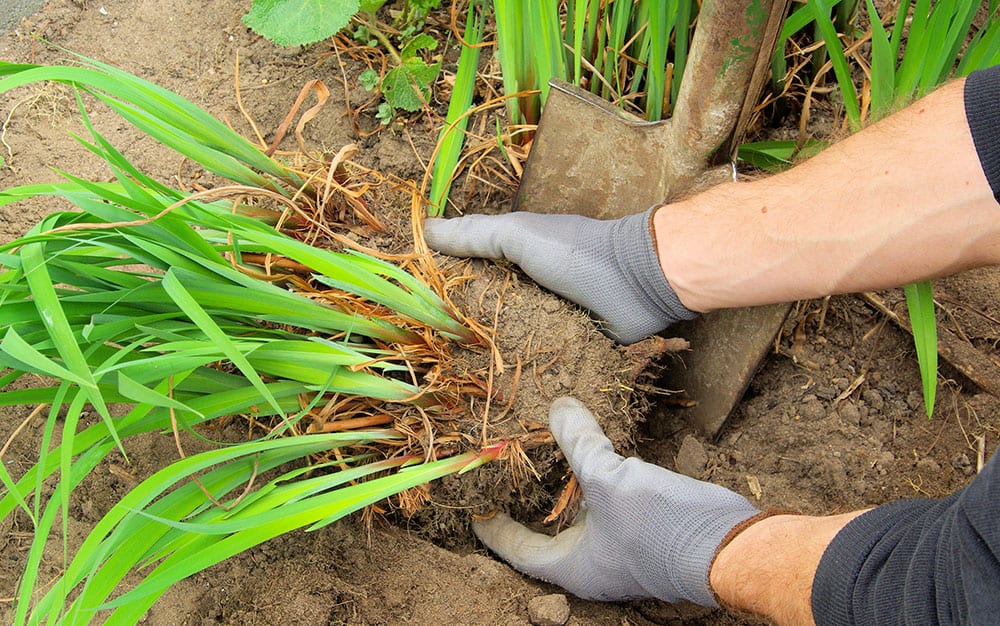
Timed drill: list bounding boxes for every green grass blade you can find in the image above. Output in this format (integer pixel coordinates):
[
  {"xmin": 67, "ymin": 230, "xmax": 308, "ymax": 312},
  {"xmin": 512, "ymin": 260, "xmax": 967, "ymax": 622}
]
[
  {"xmin": 571, "ymin": 0, "xmax": 588, "ymax": 85},
  {"xmin": 626, "ymin": 1, "xmax": 652, "ymax": 97},
  {"xmin": 19, "ymin": 243, "xmax": 121, "ymax": 455},
  {"xmin": 896, "ymin": 0, "xmax": 932, "ymax": 95},
  {"xmin": 0, "ymin": 379, "xmax": 310, "ymax": 528},
  {"xmin": 743, "ymin": 141, "xmax": 795, "ymax": 166},
  {"xmin": 865, "ymin": 0, "xmax": 895, "ymax": 118},
  {"xmin": 39, "ymin": 433, "xmax": 389, "ymax": 623},
  {"xmin": 13, "ymin": 388, "xmax": 88, "ymax": 626},
  {"xmin": 0, "ymin": 458, "xmax": 33, "ymax": 524},
  {"xmin": 100, "ymin": 446, "xmax": 502, "ymax": 615},
  {"xmin": 0, "ymin": 61, "xmax": 299, "ymax": 191},
  {"xmin": 959, "ymin": 16, "xmax": 1000, "ymax": 74},
  {"xmin": 162, "ymin": 266, "xmax": 414, "ymax": 343},
  {"xmin": 116, "ymin": 372, "xmax": 206, "ymax": 420},
  {"xmin": 428, "ymin": 1, "xmax": 484, "ymax": 215},
  {"xmin": 492, "ymin": 0, "xmax": 526, "ymax": 126},
  {"xmin": 903, "ymin": 280, "xmax": 937, "ymax": 417},
  {"xmin": 603, "ymin": 0, "xmax": 633, "ymax": 100},
  {"xmin": 533, "ymin": 0, "xmax": 566, "ymax": 108},
  {"xmin": 160, "ymin": 268, "xmax": 283, "ymax": 416},
  {"xmin": 48, "ymin": 439, "xmax": 386, "ymax": 620},
  {"xmin": 772, "ymin": 2, "xmax": 821, "ymax": 87},
  {"xmin": 809, "ymin": 0, "xmax": 861, "ymax": 131},
  {"xmin": 17, "ymin": 245, "xmax": 98, "ymax": 389},
  {"xmin": 671, "ymin": 0, "xmax": 693, "ymax": 108},
  {"xmin": 644, "ymin": 0, "xmax": 672, "ymax": 120},
  {"xmin": 916, "ymin": 4, "xmax": 975, "ymax": 93},
  {"xmin": 88, "ymin": 90, "xmax": 278, "ymax": 190},
  {"xmin": 0, "ymin": 327, "xmax": 92, "ymax": 387},
  {"xmin": 141, "ymin": 456, "xmax": 408, "ymax": 538},
  {"xmin": 888, "ymin": 0, "xmax": 909, "ymax": 58}
]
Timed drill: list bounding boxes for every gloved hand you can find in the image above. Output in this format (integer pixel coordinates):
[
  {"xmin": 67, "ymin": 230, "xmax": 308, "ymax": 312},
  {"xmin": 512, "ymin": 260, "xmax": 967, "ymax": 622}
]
[
  {"xmin": 473, "ymin": 397, "xmax": 761, "ymax": 606},
  {"xmin": 423, "ymin": 208, "xmax": 697, "ymax": 344}
]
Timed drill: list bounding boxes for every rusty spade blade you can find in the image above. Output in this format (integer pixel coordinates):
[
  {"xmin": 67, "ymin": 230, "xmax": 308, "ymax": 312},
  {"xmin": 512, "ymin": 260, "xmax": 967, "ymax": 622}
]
[
  {"xmin": 513, "ymin": 81, "xmax": 677, "ymax": 220},
  {"xmin": 511, "ymin": 0, "xmax": 792, "ymax": 437}
]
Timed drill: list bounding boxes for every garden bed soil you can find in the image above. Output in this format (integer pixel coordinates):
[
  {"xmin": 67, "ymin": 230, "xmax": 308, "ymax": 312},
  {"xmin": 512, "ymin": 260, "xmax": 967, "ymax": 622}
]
[{"xmin": 2, "ymin": 2, "xmax": 999, "ymax": 625}]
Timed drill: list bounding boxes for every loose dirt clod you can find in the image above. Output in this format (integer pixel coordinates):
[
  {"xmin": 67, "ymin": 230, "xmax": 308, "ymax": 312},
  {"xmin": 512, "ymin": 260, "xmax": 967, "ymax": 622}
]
[
  {"xmin": 675, "ymin": 434, "xmax": 709, "ymax": 478},
  {"xmin": 528, "ymin": 594, "xmax": 571, "ymax": 626}
]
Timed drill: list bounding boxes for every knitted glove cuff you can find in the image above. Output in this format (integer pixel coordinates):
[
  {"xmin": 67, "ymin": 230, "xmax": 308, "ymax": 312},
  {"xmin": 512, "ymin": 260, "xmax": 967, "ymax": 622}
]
[
  {"xmin": 613, "ymin": 207, "xmax": 698, "ymax": 326},
  {"xmin": 706, "ymin": 509, "xmax": 800, "ymax": 609}
]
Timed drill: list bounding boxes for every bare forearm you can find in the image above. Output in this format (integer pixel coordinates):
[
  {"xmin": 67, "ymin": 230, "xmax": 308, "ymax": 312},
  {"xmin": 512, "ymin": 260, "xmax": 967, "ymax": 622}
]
[
  {"xmin": 655, "ymin": 77, "xmax": 1000, "ymax": 313},
  {"xmin": 709, "ymin": 512, "xmax": 867, "ymax": 625}
]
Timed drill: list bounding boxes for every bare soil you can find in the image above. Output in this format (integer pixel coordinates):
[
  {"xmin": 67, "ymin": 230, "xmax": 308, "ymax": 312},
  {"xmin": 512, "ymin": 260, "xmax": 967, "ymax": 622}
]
[{"xmin": 2, "ymin": 2, "xmax": 999, "ymax": 625}]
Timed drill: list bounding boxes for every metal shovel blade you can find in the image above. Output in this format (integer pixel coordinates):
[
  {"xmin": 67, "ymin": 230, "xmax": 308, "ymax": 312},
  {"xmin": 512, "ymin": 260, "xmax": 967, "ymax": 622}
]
[
  {"xmin": 512, "ymin": 81, "xmax": 675, "ymax": 220},
  {"xmin": 507, "ymin": 0, "xmax": 793, "ymax": 435},
  {"xmin": 512, "ymin": 79, "xmax": 790, "ymax": 437}
]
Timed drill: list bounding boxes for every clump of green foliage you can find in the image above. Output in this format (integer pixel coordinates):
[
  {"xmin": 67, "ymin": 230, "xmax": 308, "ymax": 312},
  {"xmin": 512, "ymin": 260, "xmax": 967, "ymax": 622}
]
[
  {"xmin": 492, "ymin": 0, "xmax": 697, "ymax": 127},
  {"xmin": 427, "ymin": 1, "xmax": 485, "ymax": 214},
  {"xmin": 244, "ymin": 0, "xmax": 446, "ymax": 123},
  {"xmin": 359, "ymin": 32, "xmax": 442, "ymax": 123},
  {"xmin": 0, "ymin": 54, "xmax": 499, "ymax": 624}
]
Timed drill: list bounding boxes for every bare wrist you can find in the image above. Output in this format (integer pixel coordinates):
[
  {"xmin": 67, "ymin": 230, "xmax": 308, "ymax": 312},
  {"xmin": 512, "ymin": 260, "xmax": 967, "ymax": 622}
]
[
  {"xmin": 709, "ymin": 511, "xmax": 867, "ymax": 626},
  {"xmin": 649, "ymin": 201, "xmax": 711, "ymax": 314}
]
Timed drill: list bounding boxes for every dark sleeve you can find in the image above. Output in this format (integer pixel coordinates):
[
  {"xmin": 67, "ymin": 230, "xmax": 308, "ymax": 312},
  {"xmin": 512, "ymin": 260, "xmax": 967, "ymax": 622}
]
[
  {"xmin": 811, "ymin": 450, "xmax": 1000, "ymax": 625},
  {"xmin": 964, "ymin": 64, "xmax": 1000, "ymax": 204}
]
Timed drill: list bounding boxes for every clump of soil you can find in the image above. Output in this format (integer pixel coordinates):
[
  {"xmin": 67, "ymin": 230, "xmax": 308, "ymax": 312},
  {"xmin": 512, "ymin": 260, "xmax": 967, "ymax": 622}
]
[{"xmin": 402, "ymin": 257, "xmax": 687, "ymax": 543}]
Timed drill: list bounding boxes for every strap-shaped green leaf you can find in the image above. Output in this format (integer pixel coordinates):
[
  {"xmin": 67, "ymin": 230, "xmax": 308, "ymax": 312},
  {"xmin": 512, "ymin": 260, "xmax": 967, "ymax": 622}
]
[
  {"xmin": 808, "ymin": 0, "xmax": 861, "ymax": 131},
  {"xmin": 161, "ymin": 268, "xmax": 284, "ymax": 416},
  {"xmin": 903, "ymin": 280, "xmax": 937, "ymax": 417}
]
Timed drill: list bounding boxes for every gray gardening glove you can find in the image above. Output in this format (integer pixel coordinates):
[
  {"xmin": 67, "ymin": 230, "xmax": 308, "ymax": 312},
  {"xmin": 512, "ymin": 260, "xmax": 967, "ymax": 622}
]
[
  {"xmin": 423, "ymin": 208, "xmax": 697, "ymax": 344},
  {"xmin": 474, "ymin": 397, "xmax": 760, "ymax": 606}
]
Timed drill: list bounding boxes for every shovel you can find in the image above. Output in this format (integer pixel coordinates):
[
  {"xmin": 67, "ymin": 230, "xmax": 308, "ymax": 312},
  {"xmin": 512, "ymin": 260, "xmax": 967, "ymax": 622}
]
[{"xmin": 512, "ymin": 0, "xmax": 792, "ymax": 437}]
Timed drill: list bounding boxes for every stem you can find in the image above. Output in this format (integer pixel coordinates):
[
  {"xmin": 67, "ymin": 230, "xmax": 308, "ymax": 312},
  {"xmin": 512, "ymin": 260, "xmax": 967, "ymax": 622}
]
[
  {"xmin": 354, "ymin": 14, "xmax": 402, "ymax": 65},
  {"xmin": 311, "ymin": 414, "xmax": 395, "ymax": 432}
]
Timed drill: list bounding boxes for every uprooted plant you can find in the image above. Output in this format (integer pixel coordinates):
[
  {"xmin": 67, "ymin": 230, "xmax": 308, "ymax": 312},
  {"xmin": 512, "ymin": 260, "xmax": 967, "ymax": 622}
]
[{"xmin": 0, "ymin": 53, "xmax": 510, "ymax": 624}]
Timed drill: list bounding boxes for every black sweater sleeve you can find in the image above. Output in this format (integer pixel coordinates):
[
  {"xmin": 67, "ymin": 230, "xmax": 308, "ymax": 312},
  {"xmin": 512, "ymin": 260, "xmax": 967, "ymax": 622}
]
[
  {"xmin": 811, "ymin": 451, "xmax": 1000, "ymax": 624},
  {"xmin": 811, "ymin": 65, "xmax": 1000, "ymax": 625},
  {"xmin": 964, "ymin": 64, "xmax": 1000, "ymax": 203}
]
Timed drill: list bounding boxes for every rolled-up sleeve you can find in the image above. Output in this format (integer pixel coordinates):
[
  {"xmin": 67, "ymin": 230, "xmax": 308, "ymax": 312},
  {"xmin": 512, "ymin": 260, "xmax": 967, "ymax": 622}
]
[
  {"xmin": 811, "ymin": 450, "xmax": 1000, "ymax": 624},
  {"xmin": 965, "ymin": 64, "xmax": 1000, "ymax": 203}
]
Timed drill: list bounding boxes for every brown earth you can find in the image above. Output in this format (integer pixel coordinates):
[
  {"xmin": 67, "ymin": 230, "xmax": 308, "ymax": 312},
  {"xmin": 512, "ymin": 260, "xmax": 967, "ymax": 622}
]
[{"xmin": 2, "ymin": 2, "xmax": 999, "ymax": 625}]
